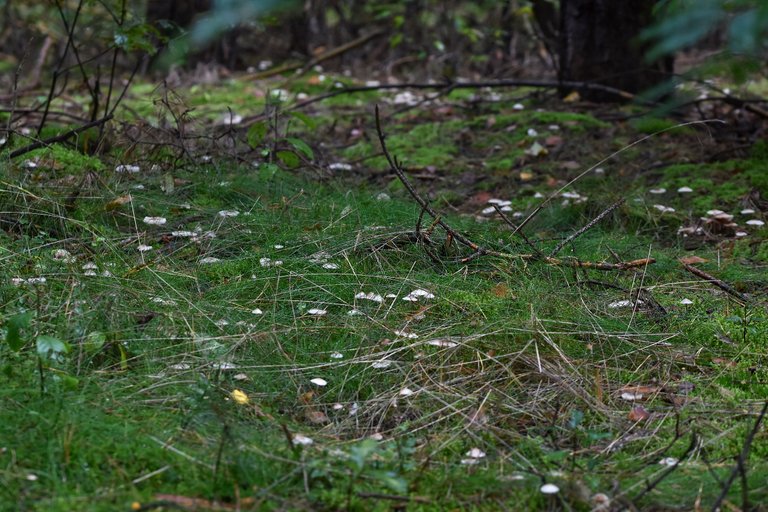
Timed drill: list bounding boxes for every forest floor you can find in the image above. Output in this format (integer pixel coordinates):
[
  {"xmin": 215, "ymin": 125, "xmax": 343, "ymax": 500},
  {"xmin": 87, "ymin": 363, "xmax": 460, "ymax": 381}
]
[{"xmin": 1, "ymin": 70, "xmax": 768, "ymax": 511}]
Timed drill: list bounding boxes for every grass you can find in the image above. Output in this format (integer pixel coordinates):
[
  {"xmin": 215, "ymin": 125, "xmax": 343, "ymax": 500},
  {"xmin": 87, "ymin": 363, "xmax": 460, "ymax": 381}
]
[{"xmin": 1, "ymin": 77, "xmax": 768, "ymax": 511}]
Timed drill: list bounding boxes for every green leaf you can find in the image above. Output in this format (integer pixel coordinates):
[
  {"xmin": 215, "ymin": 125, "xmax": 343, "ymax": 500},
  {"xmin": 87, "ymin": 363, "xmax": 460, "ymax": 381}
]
[
  {"xmin": 641, "ymin": 0, "xmax": 726, "ymax": 61},
  {"xmin": 117, "ymin": 343, "xmax": 129, "ymax": 371},
  {"xmin": 285, "ymin": 137, "xmax": 314, "ymax": 160},
  {"xmin": 36, "ymin": 335, "xmax": 70, "ymax": 358},
  {"xmin": 276, "ymin": 150, "xmax": 300, "ymax": 168},
  {"xmin": 5, "ymin": 313, "xmax": 31, "ymax": 352},
  {"xmin": 287, "ymin": 111, "xmax": 316, "ymax": 130},
  {"xmin": 349, "ymin": 439, "xmax": 378, "ymax": 471},
  {"xmin": 568, "ymin": 409, "xmax": 584, "ymax": 429},
  {"xmin": 61, "ymin": 374, "xmax": 79, "ymax": 390},
  {"xmin": 729, "ymin": 9, "xmax": 760, "ymax": 54},
  {"xmin": 259, "ymin": 162, "xmax": 281, "ymax": 178},
  {"xmin": 84, "ymin": 331, "xmax": 107, "ymax": 353},
  {"xmin": 247, "ymin": 121, "xmax": 269, "ymax": 147},
  {"xmin": 369, "ymin": 470, "xmax": 408, "ymax": 494}
]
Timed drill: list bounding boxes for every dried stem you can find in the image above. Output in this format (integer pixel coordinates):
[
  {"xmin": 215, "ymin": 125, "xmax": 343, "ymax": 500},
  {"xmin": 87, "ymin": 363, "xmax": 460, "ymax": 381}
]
[{"xmin": 549, "ymin": 198, "xmax": 625, "ymax": 257}]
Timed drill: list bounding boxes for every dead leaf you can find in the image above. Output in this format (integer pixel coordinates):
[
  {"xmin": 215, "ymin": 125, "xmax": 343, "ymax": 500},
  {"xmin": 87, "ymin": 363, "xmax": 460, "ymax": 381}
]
[
  {"xmin": 545, "ymin": 135, "xmax": 563, "ymax": 147},
  {"xmin": 469, "ymin": 191, "xmax": 494, "ymax": 206},
  {"xmin": 628, "ymin": 405, "xmax": 650, "ymax": 422},
  {"xmin": 519, "ymin": 171, "xmax": 534, "ymax": 181},
  {"xmin": 104, "ymin": 194, "xmax": 132, "ymax": 211},
  {"xmin": 525, "ymin": 141, "xmax": 547, "ymax": 157},
  {"xmin": 563, "ymin": 91, "xmax": 581, "ymax": 103},
  {"xmin": 679, "ymin": 255, "xmax": 708, "ymax": 265},
  {"xmin": 305, "ymin": 409, "xmax": 329, "ymax": 424},
  {"xmin": 712, "ymin": 357, "xmax": 736, "ymax": 367},
  {"xmin": 491, "ymin": 283, "xmax": 512, "ymax": 298},
  {"xmin": 619, "ymin": 384, "xmax": 661, "ymax": 400}
]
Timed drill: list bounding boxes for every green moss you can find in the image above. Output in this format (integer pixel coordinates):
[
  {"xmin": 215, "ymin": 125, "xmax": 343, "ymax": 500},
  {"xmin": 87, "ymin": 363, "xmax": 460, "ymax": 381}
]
[{"xmin": 630, "ymin": 116, "xmax": 693, "ymax": 134}]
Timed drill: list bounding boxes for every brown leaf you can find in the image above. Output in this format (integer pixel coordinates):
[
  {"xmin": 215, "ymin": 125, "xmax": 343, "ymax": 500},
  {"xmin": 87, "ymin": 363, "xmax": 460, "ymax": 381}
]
[
  {"xmin": 712, "ymin": 357, "xmax": 736, "ymax": 367},
  {"xmin": 305, "ymin": 408, "xmax": 329, "ymax": 424},
  {"xmin": 491, "ymin": 283, "xmax": 511, "ymax": 298},
  {"xmin": 104, "ymin": 194, "xmax": 132, "ymax": 211},
  {"xmin": 619, "ymin": 384, "xmax": 661, "ymax": 399},
  {"xmin": 544, "ymin": 135, "xmax": 563, "ymax": 147},
  {"xmin": 628, "ymin": 405, "xmax": 650, "ymax": 422},
  {"xmin": 679, "ymin": 255, "xmax": 708, "ymax": 265},
  {"xmin": 468, "ymin": 191, "xmax": 493, "ymax": 206},
  {"xmin": 519, "ymin": 171, "xmax": 535, "ymax": 181}
]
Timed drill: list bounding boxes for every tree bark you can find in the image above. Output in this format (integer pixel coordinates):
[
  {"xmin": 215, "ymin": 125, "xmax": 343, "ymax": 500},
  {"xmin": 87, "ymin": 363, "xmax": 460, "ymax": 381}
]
[{"xmin": 559, "ymin": 0, "xmax": 673, "ymax": 102}]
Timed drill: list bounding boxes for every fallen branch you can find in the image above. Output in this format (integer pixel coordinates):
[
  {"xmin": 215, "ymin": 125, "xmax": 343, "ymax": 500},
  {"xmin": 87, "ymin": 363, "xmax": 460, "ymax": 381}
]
[
  {"xmin": 244, "ymin": 28, "xmax": 385, "ymax": 81},
  {"xmin": 9, "ymin": 114, "xmax": 113, "ymax": 159},
  {"xmin": 534, "ymin": 256, "xmax": 655, "ymax": 271},
  {"xmin": 239, "ymin": 78, "xmax": 653, "ymax": 128},
  {"xmin": 682, "ymin": 263, "xmax": 749, "ymax": 303}
]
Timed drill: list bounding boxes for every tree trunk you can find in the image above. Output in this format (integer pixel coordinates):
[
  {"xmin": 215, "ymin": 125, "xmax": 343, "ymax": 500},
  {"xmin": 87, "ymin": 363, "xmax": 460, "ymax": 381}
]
[{"xmin": 559, "ymin": 0, "xmax": 673, "ymax": 102}]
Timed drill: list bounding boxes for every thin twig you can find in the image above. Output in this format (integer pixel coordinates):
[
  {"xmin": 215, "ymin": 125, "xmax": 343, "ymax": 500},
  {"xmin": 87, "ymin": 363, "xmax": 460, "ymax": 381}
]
[
  {"xmin": 357, "ymin": 492, "xmax": 431, "ymax": 504},
  {"xmin": 682, "ymin": 263, "xmax": 749, "ymax": 303},
  {"xmin": 245, "ymin": 28, "xmax": 385, "ymax": 81},
  {"xmin": 711, "ymin": 401, "xmax": 768, "ymax": 512},
  {"xmin": 549, "ymin": 198, "xmax": 625, "ymax": 257},
  {"xmin": 37, "ymin": 0, "xmax": 86, "ymax": 135},
  {"xmin": 375, "ymin": 105, "xmax": 500, "ymax": 257},
  {"xmin": 533, "ymin": 256, "xmax": 654, "ymax": 271},
  {"xmin": 9, "ymin": 115, "xmax": 113, "ymax": 158},
  {"xmin": 624, "ymin": 432, "xmax": 698, "ymax": 509}
]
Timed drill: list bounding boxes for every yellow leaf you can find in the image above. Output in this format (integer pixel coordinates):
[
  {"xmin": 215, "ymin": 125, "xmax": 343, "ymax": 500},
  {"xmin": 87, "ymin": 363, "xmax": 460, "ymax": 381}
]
[
  {"xmin": 563, "ymin": 91, "xmax": 580, "ymax": 103},
  {"xmin": 230, "ymin": 389, "xmax": 249, "ymax": 405}
]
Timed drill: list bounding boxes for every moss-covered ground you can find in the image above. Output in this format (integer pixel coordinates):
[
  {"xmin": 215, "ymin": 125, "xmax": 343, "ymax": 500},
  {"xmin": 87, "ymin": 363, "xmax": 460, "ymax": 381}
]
[{"xmin": 1, "ymin": 71, "xmax": 767, "ymax": 511}]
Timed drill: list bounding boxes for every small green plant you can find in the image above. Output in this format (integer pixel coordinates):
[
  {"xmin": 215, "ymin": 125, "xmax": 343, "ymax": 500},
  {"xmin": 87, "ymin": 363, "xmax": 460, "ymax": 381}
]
[
  {"xmin": 247, "ymin": 98, "xmax": 315, "ymax": 169},
  {"xmin": 3, "ymin": 312, "xmax": 74, "ymax": 395}
]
